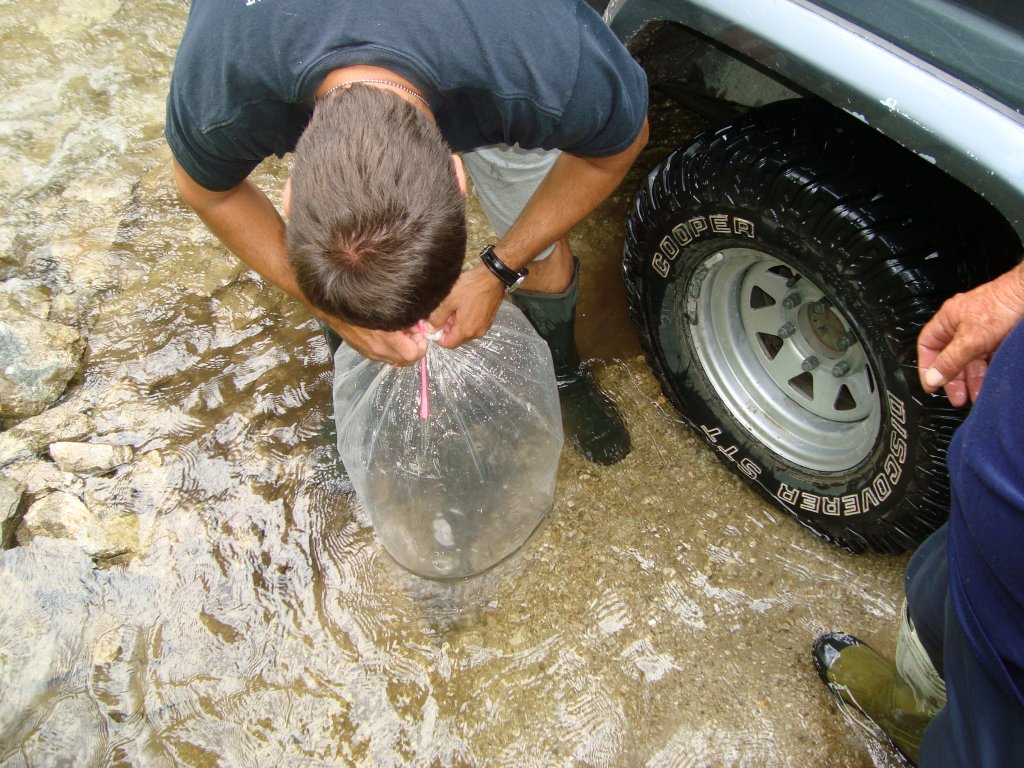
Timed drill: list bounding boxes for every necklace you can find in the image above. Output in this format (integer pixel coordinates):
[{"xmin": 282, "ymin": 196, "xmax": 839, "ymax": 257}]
[{"xmin": 320, "ymin": 78, "xmax": 431, "ymax": 110}]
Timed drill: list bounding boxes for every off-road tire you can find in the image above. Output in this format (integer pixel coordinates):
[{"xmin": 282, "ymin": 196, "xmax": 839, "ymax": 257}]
[{"xmin": 624, "ymin": 99, "xmax": 1019, "ymax": 553}]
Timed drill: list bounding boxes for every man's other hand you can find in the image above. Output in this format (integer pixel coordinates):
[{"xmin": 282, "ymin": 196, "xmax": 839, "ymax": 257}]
[
  {"xmin": 918, "ymin": 262, "xmax": 1024, "ymax": 406},
  {"xmin": 327, "ymin": 317, "xmax": 427, "ymax": 366}
]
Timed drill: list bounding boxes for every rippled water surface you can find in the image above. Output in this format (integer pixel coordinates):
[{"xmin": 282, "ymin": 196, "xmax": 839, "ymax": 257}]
[{"xmin": 1, "ymin": 1, "xmax": 912, "ymax": 765}]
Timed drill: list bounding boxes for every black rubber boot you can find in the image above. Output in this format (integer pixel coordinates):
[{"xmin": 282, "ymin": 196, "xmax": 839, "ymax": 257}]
[
  {"xmin": 508, "ymin": 258, "xmax": 631, "ymax": 465},
  {"xmin": 813, "ymin": 632, "xmax": 932, "ymax": 766},
  {"xmin": 317, "ymin": 321, "xmax": 348, "ymax": 481},
  {"xmin": 318, "ymin": 320, "xmax": 343, "ymax": 358}
]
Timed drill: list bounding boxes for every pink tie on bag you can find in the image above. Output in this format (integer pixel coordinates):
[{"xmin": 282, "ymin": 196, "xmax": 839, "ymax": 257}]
[{"xmin": 417, "ymin": 321, "xmax": 430, "ymax": 420}]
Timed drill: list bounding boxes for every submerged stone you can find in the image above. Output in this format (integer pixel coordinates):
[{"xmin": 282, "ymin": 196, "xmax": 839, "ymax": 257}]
[
  {"xmin": 0, "ymin": 474, "xmax": 25, "ymax": 547},
  {"xmin": 49, "ymin": 441, "xmax": 134, "ymax": 475},
  {"xmin": 17, "ymin": 490, "xmax": 138, "ymax": 560},
  {"xmin": 0, "ymin": 401, "xmax": 95, "ymax": 468},
  {"xmin": 0, "ymin": 302, "xmax": 85, "ymax": 419}
]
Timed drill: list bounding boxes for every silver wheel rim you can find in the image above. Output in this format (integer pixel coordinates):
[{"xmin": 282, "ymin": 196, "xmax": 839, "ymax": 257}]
[{"xmin": 684, "ymin": 248, "xmax": 881, "ymax": 472}]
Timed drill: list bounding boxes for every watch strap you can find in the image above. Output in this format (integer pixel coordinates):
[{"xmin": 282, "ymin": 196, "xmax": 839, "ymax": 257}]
[{"xmin": 479, "ymin": 245, "xmax": 528, "ymax": 294}]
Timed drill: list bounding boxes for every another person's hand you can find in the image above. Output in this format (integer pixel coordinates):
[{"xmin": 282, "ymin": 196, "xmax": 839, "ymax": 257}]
[
  {"xmin": 427, "ymin": 264, "xmax": 505, "ymax": 349},
  {"xmin": 917, "ymin": 262, "xmax": 1024, "ymax": 406},
  {"xmin": 326, "ymin": 316, "xmax": 427, "ymax": 366}
]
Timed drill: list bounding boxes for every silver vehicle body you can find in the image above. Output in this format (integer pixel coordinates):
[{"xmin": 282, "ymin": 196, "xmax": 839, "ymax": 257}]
[{"xmin": 605, "ymin": 0, "xmax": 1024, "ymax": 241}]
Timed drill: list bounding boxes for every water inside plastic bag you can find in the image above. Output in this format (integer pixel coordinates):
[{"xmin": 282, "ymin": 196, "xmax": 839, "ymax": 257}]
[{"xmin": 333, "ymin": 302, "xmax": 564, "ymax": 579}]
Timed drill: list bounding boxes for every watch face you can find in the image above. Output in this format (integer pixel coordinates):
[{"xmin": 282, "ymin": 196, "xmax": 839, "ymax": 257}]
[{"xmin": 506, "ymin": 273, "xmax": 527, "ymax": 294}]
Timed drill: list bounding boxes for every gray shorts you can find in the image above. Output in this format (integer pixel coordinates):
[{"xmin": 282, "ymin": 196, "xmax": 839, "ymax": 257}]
[{"xmin": 462, "ymin": 144, "xmax": 560, "ymax": 261}]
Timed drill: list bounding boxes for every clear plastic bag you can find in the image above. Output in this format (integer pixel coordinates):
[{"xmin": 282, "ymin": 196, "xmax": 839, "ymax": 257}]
[{"xmin": 333, "ymin": 302, "xmax": 563, "ymax": 580}]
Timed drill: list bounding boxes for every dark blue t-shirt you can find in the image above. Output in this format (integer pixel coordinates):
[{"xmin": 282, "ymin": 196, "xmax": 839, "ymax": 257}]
[
  {"xmin": 166, "ymin": 0, "xmax": 648, "ymax": 191},
  {"xmin": 947, "ymin": 319, "xmax": 1024, "ymax": 708}
]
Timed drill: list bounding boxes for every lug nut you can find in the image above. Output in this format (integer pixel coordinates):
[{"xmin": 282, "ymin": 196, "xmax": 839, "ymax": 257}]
[
  {"xmin": 783, "ymin": 292, "xmax": 802, "ymax": 310},
  {"xmin": 812, "ymin": 298, "xmax": 831, "ymax": 314},
  {"xmin": 801, "ymin": 356, "xmax": 819, "ymax": 372},
  {"xmin": 837, "ymin": 332, "xmax": 858, "ymax": 350},
  {"xmin": 778, "ymin": 322, "xmax": 796, "ymax": 339},
  {"xmin": 832, "ymin": 360, "xmax": 851, "ymax": 377}
]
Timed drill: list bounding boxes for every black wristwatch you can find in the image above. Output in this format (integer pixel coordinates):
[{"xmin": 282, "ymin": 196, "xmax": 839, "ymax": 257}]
[{"xmin": 479, "ymin": 245, "xmax": 528, "ymax": 294}]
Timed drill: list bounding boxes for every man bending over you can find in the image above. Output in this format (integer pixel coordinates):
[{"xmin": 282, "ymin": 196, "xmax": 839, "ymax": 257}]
[{"xmin": 166, "ymin": 0, "xmax": 650, "ymax": 465}]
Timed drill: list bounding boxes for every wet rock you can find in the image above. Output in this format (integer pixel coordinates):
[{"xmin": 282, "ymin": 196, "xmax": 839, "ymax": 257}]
[
  {"xmin": 20, "ymin": 237, "xmax": 121, "ymax": 327},
  {"xmin": 0, "ymin": 401, "xmax": 96, "ymax": 468},
  {"xmin": 61, "ymin": 175, "xmax": 134, "ymax": 210},
  {"xmin": 20, "ymin": 695, "xmax": 107, "ymax": 766},
  {"xmin": 0, "ymin": 301, "xmax": 85, "ymax": 419},
  {"xmin": 48, "ymin": 292, "xmax": 85, "ymax": 328},
  {"xmin": 49, "ymin": 239, "xmax": 123, "ymax": 304},
  {"xmin": 49, "ymin": 441, "xmax": 134, "ymax": 475},
  {"xmin": 38, "ymin": 0, "xmax": 122, "ymax": 37},
  {"xmin": 3, "ymin": 457, "xmax": 85, "ymax": 497},
  {"xmin": 1, "ymin": 279, "xmax": 51, "ymax": 320},
  {"xmin": 1, "ymin": 474, "xmax": 25, "ymax": 547},
  {"xmin": 111, "ymin": 449, "xmax": 183, "ymax": 517},
  {"xmin": 17, "ymin": 491, "xmax": 91, "ymax": 541},
  {"xmin": 0, "ymin": 225, "xmax": 14, "ymax": 276},
  {"xmin": 16, "ymin": 490, "xmax": 138, "ymax": 560}
]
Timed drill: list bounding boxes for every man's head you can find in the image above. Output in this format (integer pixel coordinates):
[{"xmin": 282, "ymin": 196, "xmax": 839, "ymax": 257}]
[{"xmin": 286, "ymin": 85, "xmax": 466, "ymax": 331}]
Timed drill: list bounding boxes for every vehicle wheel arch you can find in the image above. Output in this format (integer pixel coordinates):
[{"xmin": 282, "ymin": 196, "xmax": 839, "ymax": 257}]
[{"xmin": 608, "ymin": 4, "xmax": 1024, "ymax": 246}]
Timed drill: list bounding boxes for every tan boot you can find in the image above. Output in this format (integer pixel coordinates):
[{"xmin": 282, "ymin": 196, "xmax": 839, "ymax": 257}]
[{"xmin": 813, "ymin": 632, "xmax": 936, "ymax": 765}]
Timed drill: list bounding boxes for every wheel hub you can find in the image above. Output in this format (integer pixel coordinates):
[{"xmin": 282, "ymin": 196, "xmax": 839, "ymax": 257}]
[{"xmin": 685, "ymin": 248, "xmax": 881, "ymax": 472}]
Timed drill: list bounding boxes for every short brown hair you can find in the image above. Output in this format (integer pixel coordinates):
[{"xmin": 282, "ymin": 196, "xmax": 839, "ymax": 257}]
[{"xmin": 287, "ymin": 85, "xmax": 465, "ymax": 331}]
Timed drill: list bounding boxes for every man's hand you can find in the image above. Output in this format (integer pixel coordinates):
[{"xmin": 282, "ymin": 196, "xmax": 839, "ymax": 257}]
[
  {"xmin": 425, "ymin": 119, "xmax": 650, "ymax": 350},
  {"xmin": 427, "ymin": 264, "xmax": 506, "ymax": 349},
  {"xmin": 917, "ymin": 262, "xmax": 1024, "ymax": 406},
  {"xmin": 325, "ymin": 315, "xmax": 427, "ymax": 366}
]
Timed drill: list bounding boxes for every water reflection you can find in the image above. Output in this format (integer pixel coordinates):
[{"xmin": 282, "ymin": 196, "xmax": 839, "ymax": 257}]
[{"xmin": 1, "ymin": 0, "xmax": 910, "ymax": 765}]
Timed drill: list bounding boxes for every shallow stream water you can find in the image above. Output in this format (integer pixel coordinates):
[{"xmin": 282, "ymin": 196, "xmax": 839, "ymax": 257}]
[{"xmin": 1, "ymin": 1, "xmax": 912, "ymax": 765}]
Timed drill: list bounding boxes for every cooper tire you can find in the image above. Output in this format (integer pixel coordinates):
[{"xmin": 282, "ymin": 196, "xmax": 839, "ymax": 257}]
[{"xmin": 624, "ymin": 99, "xmax": 1019, "ymax": 553}]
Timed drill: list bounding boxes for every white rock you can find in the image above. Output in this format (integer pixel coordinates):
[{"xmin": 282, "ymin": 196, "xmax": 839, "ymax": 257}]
[
  {"xmin": 49, "ymin": 441, "xmax": 134, "ymax": 475},
  {"xmin": 49, "ymin": 239, "xmax": 123, "ymax": 299},
  {"xmin": 2, "ymin": 458, "xmax": 84, "ymax": 497},
  {"xmin": 0, "ymin": 280, "xmax": 52, "ymax": 320},
  {"xmin": 18, "ymin": 491, "xmax": 91, "ymax": 540},
  {"xmin": 0, "ymin": 304, "xmax": 85, "ymax": 419},
  {"xmin": 0, "ymin": 224, "xmax": 13, "ymax": 260},
  {"xmin": 37, "ymin": 0, "xmax": 123, "ymax": 37},
  {"xmin": 0, "ymin": 401, "xmax": 95, "ymax": 468},
  {"xmin": 17, "ymin": 491, "xmax": 138, "ymax": 559}
]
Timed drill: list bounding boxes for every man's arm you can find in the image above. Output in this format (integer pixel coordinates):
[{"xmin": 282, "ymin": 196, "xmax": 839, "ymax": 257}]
[
  {"xmin": 917, "ymin": 260, "xmax": 1024, "ymax": 406},
  {"xmin": 429, "ymin": 118, "xmax": 650, "ymax": 347},
  {"xmin": 171, "ymin": 158, "xmax": 426, "ymax": 364}
]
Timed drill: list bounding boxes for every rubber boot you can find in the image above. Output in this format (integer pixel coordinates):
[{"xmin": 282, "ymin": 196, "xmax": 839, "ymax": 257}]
[
  {"xmin": 319, "ymin": 320, "xmax": 343, "ymax": 358},
  {"xmin": 813, "ymin": 632, "xmax": 935, "ymax": 766},
  {"xmin": 508, "ymin": 258, "xmax": 631, "ymax": 465},
  {"xmin": 317, "ymin": 320, "xmax": 348, "ymax": 481},
  {"xmin": 894, "ymin": 601, "xmax": 947, "ymax": 718}
]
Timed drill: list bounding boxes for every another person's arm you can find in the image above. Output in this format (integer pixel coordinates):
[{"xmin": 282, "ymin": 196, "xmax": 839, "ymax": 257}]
[
  {"xmin": 429, "ymin": 118, "xmax": 650, "ymax": 347},
  {"xmin": 917, "ymin": 260, "xmax": 1024, "ymax": 406},
  {"xmin": 171, "ymin": 158, "xmax": 426, "ymax": 365}
]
